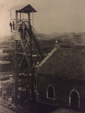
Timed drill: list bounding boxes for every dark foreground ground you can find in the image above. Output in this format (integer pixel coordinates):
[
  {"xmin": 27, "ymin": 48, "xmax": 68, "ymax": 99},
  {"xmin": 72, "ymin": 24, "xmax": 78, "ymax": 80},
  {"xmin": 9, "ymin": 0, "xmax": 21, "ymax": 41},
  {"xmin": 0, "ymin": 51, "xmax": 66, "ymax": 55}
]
[
  {"xmin": 15, "ymin": 100, "xmax": 84, "ymax": 113},
  {"xmin": 20, "ymin": 100, "xmax": 58, "ymax": 113},
  {"xmin": 0, "ymin": 99, "xmax": 84, "ymax": 113},
  {"xmin": 0, "ymin": 100, "xmax": 57, "ymax": 113}
]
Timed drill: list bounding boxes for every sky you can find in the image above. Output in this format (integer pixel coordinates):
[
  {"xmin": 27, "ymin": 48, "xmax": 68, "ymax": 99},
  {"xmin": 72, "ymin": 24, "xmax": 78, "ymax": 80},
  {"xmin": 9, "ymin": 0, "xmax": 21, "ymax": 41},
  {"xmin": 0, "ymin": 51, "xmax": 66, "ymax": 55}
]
[{"xmin": 0, "ymin": 0, "xmax": 85, "ymax": 37}]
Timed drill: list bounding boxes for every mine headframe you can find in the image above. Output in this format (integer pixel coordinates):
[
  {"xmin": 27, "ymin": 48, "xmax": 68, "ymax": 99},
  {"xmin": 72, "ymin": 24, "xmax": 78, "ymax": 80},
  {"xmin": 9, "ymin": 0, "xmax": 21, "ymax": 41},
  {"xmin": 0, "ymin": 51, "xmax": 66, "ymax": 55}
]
[{"xmin": 9, "ymin": 4, "xmax": 44, "ymax": 104}]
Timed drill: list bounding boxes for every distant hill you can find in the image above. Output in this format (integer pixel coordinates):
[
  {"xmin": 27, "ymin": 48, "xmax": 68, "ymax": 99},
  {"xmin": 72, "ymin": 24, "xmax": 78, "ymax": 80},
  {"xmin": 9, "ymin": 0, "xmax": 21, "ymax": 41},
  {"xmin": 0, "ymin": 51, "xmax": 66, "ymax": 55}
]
[
  {"xmin": 38, "ymin": 32, "xmax": 85, "ymax": 46},
  {"xmin": 38, "ymin": 32, "xmax": 61, "ymax": 40},
  {"xmin": 1, "ymin": 32, "xmax": 85, "ymax": 53}
]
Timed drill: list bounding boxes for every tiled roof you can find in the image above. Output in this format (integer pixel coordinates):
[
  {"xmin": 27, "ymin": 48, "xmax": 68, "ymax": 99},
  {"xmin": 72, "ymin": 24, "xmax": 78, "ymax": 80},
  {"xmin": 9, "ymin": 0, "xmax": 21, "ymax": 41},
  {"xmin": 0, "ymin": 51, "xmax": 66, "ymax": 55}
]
[{"xmin": 37, "ymin": 46, "xmax": 85, "ymax": 80}]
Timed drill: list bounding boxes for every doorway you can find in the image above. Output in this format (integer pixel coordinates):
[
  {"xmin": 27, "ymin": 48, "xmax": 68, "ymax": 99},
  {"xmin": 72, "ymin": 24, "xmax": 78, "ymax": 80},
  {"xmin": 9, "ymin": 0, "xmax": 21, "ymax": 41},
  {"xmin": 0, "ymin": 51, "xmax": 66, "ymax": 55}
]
[{"xmin": 71, "ymin": 91, "xmax": 78, "ymax": 110}]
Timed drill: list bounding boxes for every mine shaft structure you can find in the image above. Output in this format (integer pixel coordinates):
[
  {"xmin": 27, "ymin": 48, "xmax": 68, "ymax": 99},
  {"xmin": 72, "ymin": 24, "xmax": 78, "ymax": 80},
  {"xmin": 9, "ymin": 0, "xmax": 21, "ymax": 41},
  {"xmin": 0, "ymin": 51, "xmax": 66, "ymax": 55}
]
[{"xmin": 9, "ymin": 4, "xmax": 44, "ymax": 104}]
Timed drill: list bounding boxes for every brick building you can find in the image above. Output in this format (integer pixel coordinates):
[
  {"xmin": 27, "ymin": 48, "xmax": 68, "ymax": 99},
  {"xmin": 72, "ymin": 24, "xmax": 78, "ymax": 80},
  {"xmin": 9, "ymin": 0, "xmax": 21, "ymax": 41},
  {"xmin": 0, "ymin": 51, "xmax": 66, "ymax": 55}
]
[{"xmin": 36, "ymin": 45, "xmax": 85, "ymax": 111}]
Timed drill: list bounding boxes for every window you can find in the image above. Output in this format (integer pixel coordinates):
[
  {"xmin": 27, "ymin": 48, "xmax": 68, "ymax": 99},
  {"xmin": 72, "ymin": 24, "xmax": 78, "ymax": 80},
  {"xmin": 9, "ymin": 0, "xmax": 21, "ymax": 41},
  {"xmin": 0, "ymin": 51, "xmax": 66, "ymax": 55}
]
[{"xmin": 47, "ymin": 85, "xmax": 55, "ymax": 99}]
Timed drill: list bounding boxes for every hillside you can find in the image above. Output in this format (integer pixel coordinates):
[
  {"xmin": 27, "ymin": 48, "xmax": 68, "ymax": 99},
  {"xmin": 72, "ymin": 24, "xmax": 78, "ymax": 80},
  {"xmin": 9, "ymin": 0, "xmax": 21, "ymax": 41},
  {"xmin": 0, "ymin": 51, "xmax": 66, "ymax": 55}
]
[
  {"xmin": 1, "ymin": 32, "xmax": 85, "ymax": 54},
  {"xmin": 38, "ymin": 32, "xmax": 85, "ymax": 47}
]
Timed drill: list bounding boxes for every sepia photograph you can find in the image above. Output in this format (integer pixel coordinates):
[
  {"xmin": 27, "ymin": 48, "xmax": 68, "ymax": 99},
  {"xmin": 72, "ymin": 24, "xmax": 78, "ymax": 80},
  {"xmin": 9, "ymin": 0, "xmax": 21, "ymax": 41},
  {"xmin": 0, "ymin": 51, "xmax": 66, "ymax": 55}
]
[{"xmin": 0, "ymin": 0, "xmax": 85, "ymax": 113}]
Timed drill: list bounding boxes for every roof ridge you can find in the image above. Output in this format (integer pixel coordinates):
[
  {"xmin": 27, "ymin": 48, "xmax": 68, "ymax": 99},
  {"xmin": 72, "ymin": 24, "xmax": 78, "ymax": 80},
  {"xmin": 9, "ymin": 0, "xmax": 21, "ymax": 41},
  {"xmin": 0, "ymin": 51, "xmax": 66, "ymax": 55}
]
[{"xmin": 37, "ymin": 47, "xmax": 57, "ymax": 68}]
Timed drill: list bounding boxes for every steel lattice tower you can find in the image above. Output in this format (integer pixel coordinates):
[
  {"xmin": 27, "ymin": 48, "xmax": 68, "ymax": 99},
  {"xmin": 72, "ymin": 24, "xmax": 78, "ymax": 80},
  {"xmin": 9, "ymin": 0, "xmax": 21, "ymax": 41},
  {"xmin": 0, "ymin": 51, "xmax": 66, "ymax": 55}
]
[{"xmin": 9, "ymin": 4, "xmax": 44, "ymax": 104}]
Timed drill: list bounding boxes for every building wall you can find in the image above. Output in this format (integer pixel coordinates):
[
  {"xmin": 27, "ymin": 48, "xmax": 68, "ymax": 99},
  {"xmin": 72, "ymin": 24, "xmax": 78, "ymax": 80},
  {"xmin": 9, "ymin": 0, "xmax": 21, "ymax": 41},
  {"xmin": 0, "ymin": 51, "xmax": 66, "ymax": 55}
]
[{"xmin": 36, "ymin": 74, "xmax": 85, "ymax": 111}]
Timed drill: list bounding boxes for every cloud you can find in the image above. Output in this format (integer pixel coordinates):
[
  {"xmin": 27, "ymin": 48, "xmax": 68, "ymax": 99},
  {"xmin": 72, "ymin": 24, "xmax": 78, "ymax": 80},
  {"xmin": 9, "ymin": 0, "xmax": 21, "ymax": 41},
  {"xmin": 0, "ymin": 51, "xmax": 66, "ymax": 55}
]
[
  {"xmin": 0, "ymin": 4, "xmax": 4, "ymax": 12},
  {"xmin": 0, "ymin": 4, "xmax": 4, "ymax": 8}
]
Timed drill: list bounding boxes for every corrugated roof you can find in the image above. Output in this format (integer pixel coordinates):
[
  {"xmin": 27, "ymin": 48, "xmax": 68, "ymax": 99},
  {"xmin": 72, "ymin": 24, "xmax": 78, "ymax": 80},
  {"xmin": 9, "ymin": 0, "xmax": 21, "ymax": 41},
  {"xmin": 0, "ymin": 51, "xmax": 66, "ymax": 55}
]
[
  {"xmin": 9, "ymin": 4, "xmax": 36, "ymax": 13},
  {"xmin": 37, "ymin": 46, "xmax": 85, "ymax": 81}
]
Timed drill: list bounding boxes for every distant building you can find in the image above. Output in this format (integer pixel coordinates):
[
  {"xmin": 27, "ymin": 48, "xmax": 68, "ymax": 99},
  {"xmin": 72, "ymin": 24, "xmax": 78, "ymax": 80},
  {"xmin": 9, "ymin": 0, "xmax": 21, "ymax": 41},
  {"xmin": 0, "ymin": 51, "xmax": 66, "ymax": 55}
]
[{"xmin": 36, "ymin": 45, "xmax": 85, "ymax": 111}]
